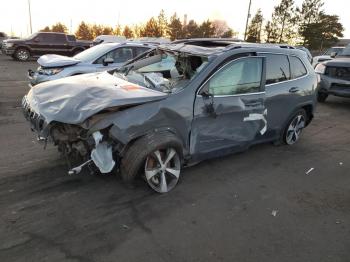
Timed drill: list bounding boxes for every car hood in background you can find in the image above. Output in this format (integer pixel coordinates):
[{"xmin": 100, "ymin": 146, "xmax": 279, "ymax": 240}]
[
  {"xmin": 26, "ymin": 72, "xmax": 167, "ymax": 124},
  {"xmin": 323, "ymin": 58, "xmax": 350, "ymax": 67},
  {"xmin": 37, "ymin": 54, "xmax": 81, "ymax": 68}
]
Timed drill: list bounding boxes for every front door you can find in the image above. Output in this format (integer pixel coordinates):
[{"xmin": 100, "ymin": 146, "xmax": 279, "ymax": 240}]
[{"xmin": 191, "ymin": 56, "xmax": 267, "ymax": 160}]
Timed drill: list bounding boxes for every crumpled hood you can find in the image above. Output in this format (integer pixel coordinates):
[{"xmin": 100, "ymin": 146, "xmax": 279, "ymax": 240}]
[
  {"xmin": 37, "ymin": 54, "xmax": 81, "ymax": 68},
  {"xmin": 26, "ymin": 72, "xmax": 167, "ymax": 124}
]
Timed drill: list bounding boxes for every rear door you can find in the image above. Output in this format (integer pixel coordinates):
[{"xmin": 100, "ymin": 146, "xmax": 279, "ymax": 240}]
[
  {"xmin": 191, "ymin": 56, "xmax": 267, "ymax": 159},
  {"xmin": 260, "ymin": 53, "xmax": 301, "ymax": 138}
]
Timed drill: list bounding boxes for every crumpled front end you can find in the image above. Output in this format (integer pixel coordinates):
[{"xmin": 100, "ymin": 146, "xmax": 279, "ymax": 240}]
[{"xmin": 22, "ymin": 95, "xmax": 119, "ymax": 174}]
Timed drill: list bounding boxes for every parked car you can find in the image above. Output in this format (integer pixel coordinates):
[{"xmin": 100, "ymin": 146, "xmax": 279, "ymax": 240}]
[
  {"xmin": 2, "ymin": 32, "xmax": 92, "ymax": 61},
  {"xmin": 22, "ymin": 42, "xmax": 317, "ymax": 193},
  {"xmin": 91, "ymin": 35, "xmax": 126, "ymax": 46},
  {"xmin": 0, "ymin": 32, "xmax": 8, "ymax": 49},
  {"xmin": 312, "ymin": 46, "xmax": 345, "ymax": 68},
  {"xmin": 315, "ymin": 44, "xmax": 350, "ymax": 102},
  {"xmin": 28, "ymin": 42, "xmax": 155, "ymax": 85}
]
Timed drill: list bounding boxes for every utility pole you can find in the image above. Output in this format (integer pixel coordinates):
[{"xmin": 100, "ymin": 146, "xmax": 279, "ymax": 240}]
[
  {"xmin": 28, "ymin": 0, "xmax": 33, "ymax": 34},
  {"xmin": 244, "ymin": 0, "xmax": 252, "ymax": 41}
]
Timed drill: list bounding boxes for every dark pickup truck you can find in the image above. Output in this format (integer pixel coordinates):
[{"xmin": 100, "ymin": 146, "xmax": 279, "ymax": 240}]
[{"xmin": 1, "ymin": 32, "xmax": 92, "ymax": 61}]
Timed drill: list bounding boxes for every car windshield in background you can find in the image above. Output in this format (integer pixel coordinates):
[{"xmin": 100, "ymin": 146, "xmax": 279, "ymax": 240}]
[
  {"xmin": 339, "ymin": 46, "xmax": 350, "ymax": 56},
  {"xmin": 114, "ymin": 52, "xmax": 208, "ymax": 93},
  {"xmin": 324, "ymin": 47, "xmax": 344, "ymax": 56},
  {"xmin": 74, "ymin": 44, "xmax": 114, "ymax": 62}
]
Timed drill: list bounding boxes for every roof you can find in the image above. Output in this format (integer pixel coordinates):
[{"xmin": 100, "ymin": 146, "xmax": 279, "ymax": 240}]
[{"xmin": 159, "ymin": 42, "xmax": 302, "ymax": 57}]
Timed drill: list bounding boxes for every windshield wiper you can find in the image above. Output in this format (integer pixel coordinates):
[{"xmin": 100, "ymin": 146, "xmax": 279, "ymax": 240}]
[{"xmin": 124, "ymin": 65, "xmax": 134, "ymax": 76}]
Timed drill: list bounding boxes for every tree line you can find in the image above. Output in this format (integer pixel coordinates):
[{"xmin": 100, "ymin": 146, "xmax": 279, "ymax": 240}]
[
  {"xmin": 40, "ymin": 0, "xmax": 344, "ymax": 51},
  {"xmin": 245, "ymin": 0, "xmax": 344, "ymax": 51},
  {"xmin": 40, "ymin": 10, "xmax": 236, "ymax": 41}
]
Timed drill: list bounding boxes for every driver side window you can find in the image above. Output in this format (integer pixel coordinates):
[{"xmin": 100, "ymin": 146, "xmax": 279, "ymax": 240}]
[
  {"xmin": 95, "ymin": 47, "xmax": 133, "ymax": 64},
  {"xmin": 207, "ymin": 57, "xmax": 263, "ymax": 96}
]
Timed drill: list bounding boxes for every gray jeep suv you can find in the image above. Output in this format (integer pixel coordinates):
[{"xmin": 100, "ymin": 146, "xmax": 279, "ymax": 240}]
[{"xmin": 22, "ymin": 42, "xmax": 318, "ymax": 193}]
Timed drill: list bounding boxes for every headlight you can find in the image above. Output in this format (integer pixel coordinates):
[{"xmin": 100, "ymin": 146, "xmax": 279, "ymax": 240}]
[
  {"xmin": 39, "ymin": 68, "xmax": 63, "ymax": 76},
  {"xmin": 5, "ymin": 43, "xmax": 14, "ymax": 48},
  {"xmin": 315, "ymin": 63, "xmax": 326, "ymax": 74}
]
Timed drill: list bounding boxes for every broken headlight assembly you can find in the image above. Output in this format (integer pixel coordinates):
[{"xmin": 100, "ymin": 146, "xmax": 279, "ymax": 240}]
[
  {"xmin": 315, "ymin": 63, "xmax": 326, "ymax": 74},
  {"xmin": 38, "ymin": 67, "xmax": 64, "ymax": 76}
]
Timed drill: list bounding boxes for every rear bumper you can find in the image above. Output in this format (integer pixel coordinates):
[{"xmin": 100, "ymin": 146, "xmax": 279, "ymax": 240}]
[{"xmin": 318, "ymin": 75, "xmax": 350, "ymax": 98}]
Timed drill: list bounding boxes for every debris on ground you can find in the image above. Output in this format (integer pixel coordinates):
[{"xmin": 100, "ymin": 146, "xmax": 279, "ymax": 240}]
[
  {"xmin": 121, "ymin": 224, "xmax": 129, "ymax": 230},
  {"xmin": 305, "ymin": 168, "xmax": 315, "ymax": 175},
  {"xmin": 271, "ymin": 210, "xmax": 278, "ymax": 217}
]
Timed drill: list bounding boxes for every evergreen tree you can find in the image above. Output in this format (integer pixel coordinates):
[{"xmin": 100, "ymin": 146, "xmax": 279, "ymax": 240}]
[
  {"xmin": 246, "ymin": 9, "xmax": 263, "ymax": 43},
  {"xmin": 198, "ymin": 20, "xmax": 215, "ymax": 37},
  {"xmin": 167, "ymin": 13, "xmax": 184, "ymax": 40},
  {"xmin": 40, "ymin": 26, "xmax": 51, "ymax": 32},
  {"xmin": 185, "ymin": 20, "xmax": 200, "ymax": 38},
  {"xmin": 140, "ymin": 17, "xmax": 161, "ymax": 37},
  {"xmin": 303, "ymin": 12, "xmax": 344, "ymax": 50},
  {"xmin": 266, "ymin": 0, "xmax": 296, "ymax": 43},
  {"xmin": 75, "ymin": 22, "xmax": 94, "ymax": 40},
  {"xmin": 297, "ymin": 0, "xmax": 324, "ymax": 44},
  {"xmin": 102, "ymin": 26, "xmax": 114, "ymax": 35},
  {"xmin": 157, "ymin": 9, "xmax": 168, "ymax": 37},
  {"xmin": 123, "ymin": 26, "xmax": 134, "ymax": 39},
  {"xmin": 51, "ymin": 22, "xmax": 68, "ymax": 33},
  {"xmin": 114, "ymin": 25, "xmax": 122, "ymax": 36}
]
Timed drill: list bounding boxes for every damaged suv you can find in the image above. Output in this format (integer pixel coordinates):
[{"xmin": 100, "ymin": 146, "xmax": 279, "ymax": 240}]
[{"xmin": 22, "ymin": 42, "xmax": 317, "ymax": 193}]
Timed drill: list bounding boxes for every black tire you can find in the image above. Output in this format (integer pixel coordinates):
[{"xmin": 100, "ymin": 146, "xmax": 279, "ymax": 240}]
[
  {"xmin": 15, "ymin": 48, "xmax": 30, "ymax": 61},
  {"xmin": 317, "ymin": 92, "xmax": 328, "ymax": 103},
  {"xmin": 120, "ymin": 132, "xmax": 183, "ymax": 185},
  {"xmin": 281, "ymin": 109, "xmax": 307, "ymax": 145}
]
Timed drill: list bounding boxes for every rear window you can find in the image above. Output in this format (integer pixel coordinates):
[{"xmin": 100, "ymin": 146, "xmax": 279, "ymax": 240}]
[
  {"xmin": 290, "ymin": 56, "xmax": 307, "ymax": 78},
  {"xmin": 264, "ymin": 54, "xmax": 290, "ymax": 85}
]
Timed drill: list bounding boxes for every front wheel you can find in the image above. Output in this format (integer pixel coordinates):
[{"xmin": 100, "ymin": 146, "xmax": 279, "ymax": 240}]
[
  {"xmin": 317, "ymin": 92, "xmax": 328, "ymax": 103},
  {"xmin": 15, "ymin": 48, "xmax": 30, "ymax": 61},
  {"xmin": 120, "ymin": 133, "xmax": 183, "ymax": 193},
  {"xmin": 283, "ymin": 109, "xmax": 307, "ymax": 145}
]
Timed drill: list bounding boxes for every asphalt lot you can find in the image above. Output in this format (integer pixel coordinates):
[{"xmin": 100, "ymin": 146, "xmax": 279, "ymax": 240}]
[{"xmin": 0, "ymin": 54, "xmax": 349, "ymax": 262}]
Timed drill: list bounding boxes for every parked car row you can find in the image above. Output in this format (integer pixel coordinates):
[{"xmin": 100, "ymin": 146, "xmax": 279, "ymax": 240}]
[{"xmin": 21, "ymin": 39, "xmax": 318, "ymax": 193}]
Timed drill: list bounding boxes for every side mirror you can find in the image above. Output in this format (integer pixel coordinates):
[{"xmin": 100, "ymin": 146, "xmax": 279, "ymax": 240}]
[
  {"xmin": 103, "ymin": 57, "xmax": 114, "ymax": 66},
  {"xmin": 330, "ymin": 52, "xmax": 337, "ymax": 58}
]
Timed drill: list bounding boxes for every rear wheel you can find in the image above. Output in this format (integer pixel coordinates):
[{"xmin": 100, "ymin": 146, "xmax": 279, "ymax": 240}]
[
  {"xmin": 15, "ymin": 48, "xmax": 30, "ymax": 61},
  {"xmin": 317, "ymin": 92, "xmax": 328, "ymax": 103},
  {"xmin": 120, "ymin": 133, "xmax": 183, "ymax": 193},
  {"xmin": 283, "ymin": 109, "xmax": 307, "ymax": 145}
]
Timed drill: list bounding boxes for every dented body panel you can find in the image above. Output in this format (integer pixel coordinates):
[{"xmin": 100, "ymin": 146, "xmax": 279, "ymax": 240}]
[{"xmin": 22, "ymin": 43, "xmax": 317, "ymax": 175}]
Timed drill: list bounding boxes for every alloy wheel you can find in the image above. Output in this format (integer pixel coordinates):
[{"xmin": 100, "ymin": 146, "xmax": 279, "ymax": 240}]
[
  {"xmin": 144, "ymin": 148, "xmax": 181, "ymax": 193},
  {"xmin": 285, "ymin": 114, "xmax": 305, "ymax": 145},
  {"xmin": 17, "ymin": 50, "xmax": 29, "ymax": 61}
]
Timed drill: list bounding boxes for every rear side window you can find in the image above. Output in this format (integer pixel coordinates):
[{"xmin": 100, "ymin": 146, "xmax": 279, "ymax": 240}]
[
  {"xmin": 289, "ymin": 56, "xmax": 307, "ymax": 78},
  {"xmin": 264, "ymin": 54, "xmax": 290, "ymax": 85},
  {"xmin": 53, "ymin": 34, "xmax": 66, "ymax": 43}
]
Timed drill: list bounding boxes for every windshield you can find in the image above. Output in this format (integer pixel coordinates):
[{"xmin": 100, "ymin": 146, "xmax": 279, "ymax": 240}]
[
  {"xmin": 339, "ymin": 45, "xmax": 350, "ymax": 56},
  {"xmin": 27, "ymin": 33, "xmax": 38, "ymax": 40},
  {"xmin": 74, "ymin": 44, "xmax": 115, "ymax": 62},
  {"xmin": 113, "ymin": 51, "xmax": 209, "ymax": 93},
  {"xmin": 324, "ymin": 47, "xmax": 344, "ymax": 56}
]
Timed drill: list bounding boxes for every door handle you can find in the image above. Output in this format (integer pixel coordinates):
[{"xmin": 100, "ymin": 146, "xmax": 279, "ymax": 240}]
[
  {"xmin": 243, "ymin": 99, "xmax": 263, "ymax": 107},
  {"xmin": 289, "ymin": 87, "xmax": 300, "ymax": 93}
]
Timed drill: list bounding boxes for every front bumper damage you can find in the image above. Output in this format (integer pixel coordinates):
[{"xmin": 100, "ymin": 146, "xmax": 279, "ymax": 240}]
[{"xmin": 22, "ymin": 95, "xmax": 116, "ymax": 175}]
